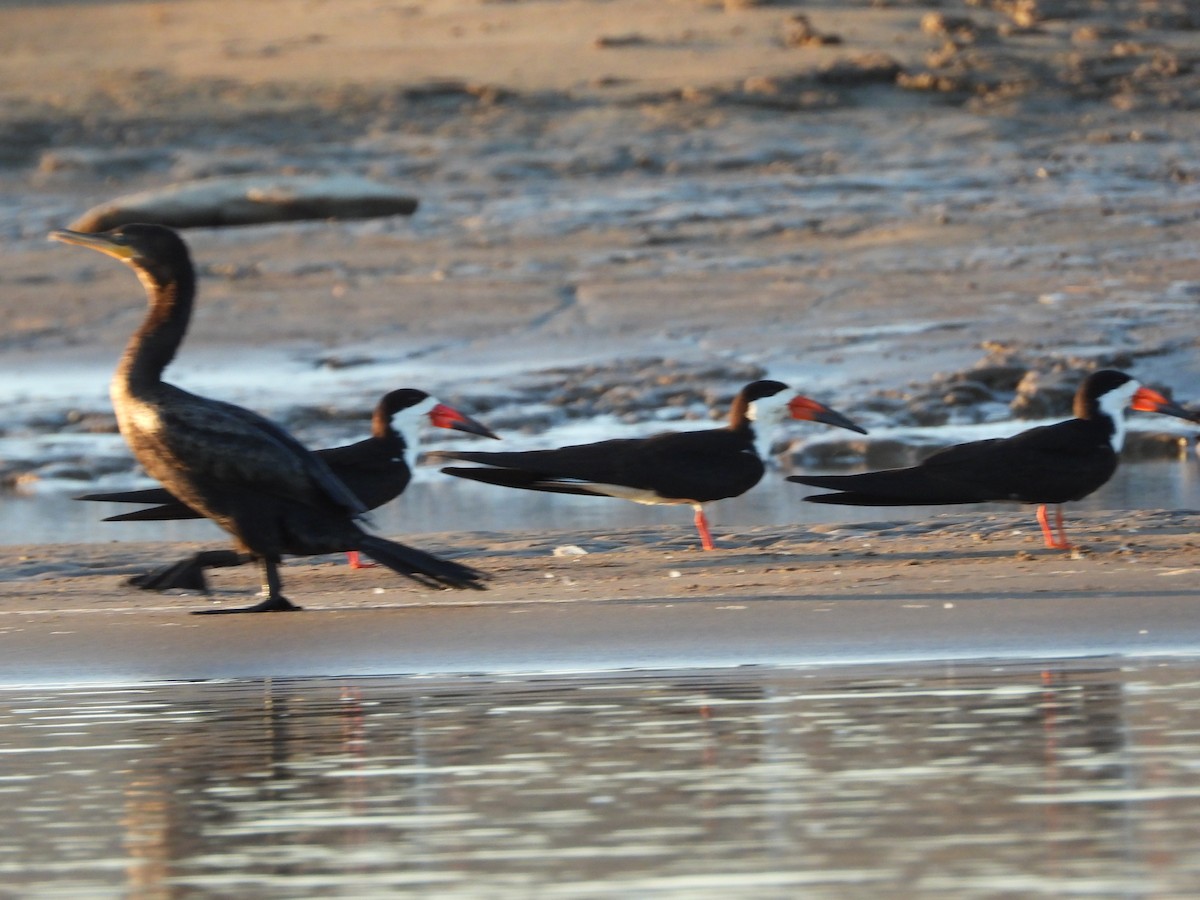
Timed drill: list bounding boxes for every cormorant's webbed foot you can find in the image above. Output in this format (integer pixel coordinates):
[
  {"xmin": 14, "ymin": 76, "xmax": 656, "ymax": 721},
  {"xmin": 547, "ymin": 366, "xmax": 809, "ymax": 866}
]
[
  {"xmin": 191, "ymin": 557, "xmax": 301, "ymax": 614},
  {"xmin": 190, "ymin": 594, "xmax": 302, "ymax": 615}
]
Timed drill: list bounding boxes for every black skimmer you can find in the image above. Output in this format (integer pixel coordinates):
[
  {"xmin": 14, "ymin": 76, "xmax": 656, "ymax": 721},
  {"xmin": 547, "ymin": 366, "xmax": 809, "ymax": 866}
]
[
  {"xmin": 51, "ymin": 224, "xmax": 487, "ymax": 612},
  {"xmin": 77, "ymin": 388, "xmax": 498, "ymax": 591},
  {"xmin": 431, "ymin": 379, "xmax": 866, "ymax": 550},
  {"xmin": 788, "ymin": 369, "xmax": 1194, "ymax": 549}
]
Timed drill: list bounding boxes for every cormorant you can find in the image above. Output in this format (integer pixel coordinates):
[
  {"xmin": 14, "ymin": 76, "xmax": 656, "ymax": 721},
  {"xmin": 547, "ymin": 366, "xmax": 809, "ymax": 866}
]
[
  {"xmin": 51, "ymin": 223, "xmax": 487, "ymax": 612},
  {"xmin": 78, "ymin": 388, "xmax": 498, "ymax": 591}
]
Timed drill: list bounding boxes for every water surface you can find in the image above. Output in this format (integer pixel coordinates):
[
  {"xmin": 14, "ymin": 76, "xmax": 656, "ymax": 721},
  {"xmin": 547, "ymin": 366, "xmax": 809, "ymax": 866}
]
[
  {"xmin": 3, "ymin": 660, "xmax": 1200, "ymax": 898},
  {"xmin": 4, "ymin": 458, "xmax": 1198, "ymax": 547}
]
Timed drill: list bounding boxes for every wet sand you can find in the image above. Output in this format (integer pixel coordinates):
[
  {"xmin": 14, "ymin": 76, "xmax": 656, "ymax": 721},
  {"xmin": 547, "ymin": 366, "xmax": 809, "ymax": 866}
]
[
  {"xmin": 1, "ymin": 509, "xmax": 1198, "ymax": 682},
  {"xmin": 1, "ymin": 0, "xmax": 1199, "ymax": 679}
]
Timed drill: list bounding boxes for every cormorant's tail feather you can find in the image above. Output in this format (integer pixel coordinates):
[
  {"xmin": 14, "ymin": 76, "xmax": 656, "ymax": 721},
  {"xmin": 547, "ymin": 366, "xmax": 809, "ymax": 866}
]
[{"xmin": 357, "ymin": 535, "xmax": 487, "ymax": 591}]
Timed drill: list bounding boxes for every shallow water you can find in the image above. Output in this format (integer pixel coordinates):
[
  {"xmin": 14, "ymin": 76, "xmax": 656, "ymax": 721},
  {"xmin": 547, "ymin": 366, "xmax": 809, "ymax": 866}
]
[
  {"xmin": 4, "ymin": 458, "xmax": 1198, "ymax": 548},
  {"xmin": 2, "ymin": 660, "xmax": 1200, "ymax": 898}
]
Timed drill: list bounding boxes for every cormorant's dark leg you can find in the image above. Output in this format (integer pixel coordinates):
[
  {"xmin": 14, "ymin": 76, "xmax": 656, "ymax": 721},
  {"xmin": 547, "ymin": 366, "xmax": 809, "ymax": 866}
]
[{"xmin": 191, "ymin": 556, "xmax": 302, "ymax": 614}]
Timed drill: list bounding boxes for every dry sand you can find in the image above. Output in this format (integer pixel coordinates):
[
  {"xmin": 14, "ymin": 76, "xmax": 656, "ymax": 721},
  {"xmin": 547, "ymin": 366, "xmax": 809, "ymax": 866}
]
[{"xmin": 0, "ymin": 0, "xmax": 1199, "ymax": 676}]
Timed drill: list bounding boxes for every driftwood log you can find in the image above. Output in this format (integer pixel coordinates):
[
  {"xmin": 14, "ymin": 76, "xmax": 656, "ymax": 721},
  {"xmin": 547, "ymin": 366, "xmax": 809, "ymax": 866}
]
[{"xmin": 70, "ymin": 175, "xmax": 419, "ymax": 231}]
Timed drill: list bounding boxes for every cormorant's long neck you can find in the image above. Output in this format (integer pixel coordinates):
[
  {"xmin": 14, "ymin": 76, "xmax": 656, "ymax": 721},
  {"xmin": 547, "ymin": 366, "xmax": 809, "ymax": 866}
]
[{"xmin": 115, "ymin": 266, "xmax": 194, "ymax": 394}]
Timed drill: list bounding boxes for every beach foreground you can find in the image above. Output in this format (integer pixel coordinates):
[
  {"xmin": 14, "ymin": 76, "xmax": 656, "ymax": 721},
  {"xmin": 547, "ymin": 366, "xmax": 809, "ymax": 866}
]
[{"xmin": 2, "ymin": 508, "xmax": 1198, "ymax": 682}]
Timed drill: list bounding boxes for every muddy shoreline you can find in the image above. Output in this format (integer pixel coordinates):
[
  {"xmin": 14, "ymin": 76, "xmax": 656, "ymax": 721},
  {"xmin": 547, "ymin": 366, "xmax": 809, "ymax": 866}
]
[{"xmin": 0, "ymin": 509, "xmax": 1198, "ymax": 682}]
